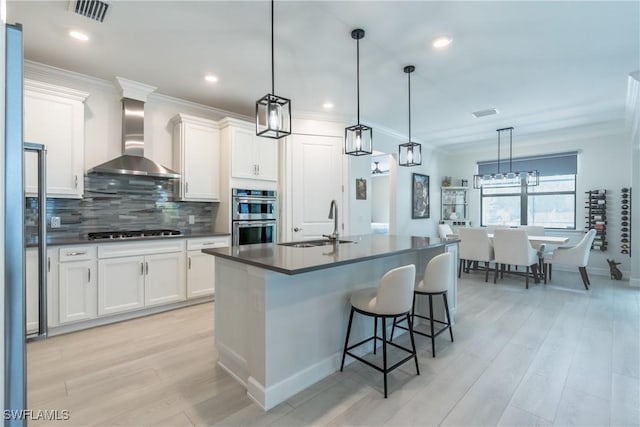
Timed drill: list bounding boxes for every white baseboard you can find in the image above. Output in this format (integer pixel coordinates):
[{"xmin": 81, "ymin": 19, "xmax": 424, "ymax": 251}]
[
  {"xmin": 631, "ymin": 277, "xmax": 640, "ymax": 288},
  {"xmin": 216, "ymin": 342, "xmax": 248, "ymax": 387}
]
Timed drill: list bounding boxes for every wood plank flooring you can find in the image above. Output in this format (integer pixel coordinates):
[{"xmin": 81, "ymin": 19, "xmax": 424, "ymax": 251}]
[{"xmin": 27, "ymin": 270, "xmax": 640, "ymax": 426}]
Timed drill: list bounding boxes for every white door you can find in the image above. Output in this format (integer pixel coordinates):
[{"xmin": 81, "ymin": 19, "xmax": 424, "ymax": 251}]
[
  {"xmin": 255, "ymin": 137, "xmax": 278, "ymax": 181},
  {"xmin": 59, "ymin": 260, "xmax": 97, "ymax": 323},
  {"xmin": 183, "ymin": 122, "xmax": 220, "ymax": 201},
  {"xmin": 231, "ymin": 126, "xmax": 258, "ymax": 179},
  {"xmin": 291, "ymin": 134, "xmax": 343, "ymax": 240},
  {"xmin": 98, "ymin": 256, "xmax": 145, "ymax": 315},
  {"xmin": 144, "ymin": 252, "xmax": 186, "ymax": 306}
]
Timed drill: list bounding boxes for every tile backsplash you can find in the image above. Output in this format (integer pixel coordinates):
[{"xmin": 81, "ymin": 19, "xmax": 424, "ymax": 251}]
[{"xmin": 25, "ymin": 174, "xmax": 218, "ymax": 242}]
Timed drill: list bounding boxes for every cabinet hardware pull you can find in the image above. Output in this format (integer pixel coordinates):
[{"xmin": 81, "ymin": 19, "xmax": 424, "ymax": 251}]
[
  {"xmin": 87, "ymin": 268, "xmax": 91, "ymax": 283},
  {"xmin": 294, "ymin": 227, "xmax": 303, "ymax": 232},
  {"xmin": 145, "ymin": 261, "xmax": 149, "ymax": 275},
  {"xmin": 141, "ymin": 262, "xmax": 144, "ymax": 275},
  {"xmin": 67, "ymin": 251, "xmax": 86, "ymax": 256},
  {"xmin": 186, "ymin": 182, "xmax": 189, "ymax": 193},
  {"xmin": 75, "ymin": 175, "xmax": 78, "ymax": 189},
  {"xmin": 257, "ymin": 164, "xmax": 260, "ymax": 175},
  {"xmin": 188, "ymin": 257, "xmax": 191, "ymax": 269},
  {"xmin": 47, "ymin": 257, "xmax": 50, "ymax": 272}
]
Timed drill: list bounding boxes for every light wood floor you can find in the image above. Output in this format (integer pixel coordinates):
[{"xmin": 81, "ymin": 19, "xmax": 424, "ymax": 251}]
[{"xmin": 27, "ymin": 270, "xmax": 640, "ymax": 426}]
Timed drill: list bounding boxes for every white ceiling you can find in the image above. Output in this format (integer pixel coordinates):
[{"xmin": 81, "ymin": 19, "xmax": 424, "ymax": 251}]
[{"xmin": 7, "ymin": 1, "xmax": 640, "ymax": 148}]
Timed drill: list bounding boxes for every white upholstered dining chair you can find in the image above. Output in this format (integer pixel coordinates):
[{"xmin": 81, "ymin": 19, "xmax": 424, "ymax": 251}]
[
  {"xmin": 458, "ymin": 227, "xmax": 494, "ymax": 282},
  {"xmin": 438, "ymin": 223, "xmax": 456, "ymax": 240},
  {"xmin": 493, "ymin": 228, "xmax": 541, "ymax": 288},
  {"xmin": 543, "ymin": 229, "xmax": 597, "ymax": 290}
]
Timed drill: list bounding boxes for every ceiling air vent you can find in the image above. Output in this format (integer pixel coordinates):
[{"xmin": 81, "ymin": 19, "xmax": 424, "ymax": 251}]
[
  {"xmin": 472, "ymin": 108, "xmax": 499, "ymax": 118},
  {"xmin": 70, "ymin": 0, "xmax": 109, "ymax": 22}
]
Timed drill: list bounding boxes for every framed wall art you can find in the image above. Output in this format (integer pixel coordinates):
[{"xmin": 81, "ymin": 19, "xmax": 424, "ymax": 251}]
[{"xmin": 412, "ymin": 173, "xmax": 430, "ymax": 219}]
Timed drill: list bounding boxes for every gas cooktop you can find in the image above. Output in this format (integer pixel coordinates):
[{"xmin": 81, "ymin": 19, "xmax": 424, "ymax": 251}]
[{"xmin": 87, "ymin": 229, "xmax": 182, "ymax": 240}]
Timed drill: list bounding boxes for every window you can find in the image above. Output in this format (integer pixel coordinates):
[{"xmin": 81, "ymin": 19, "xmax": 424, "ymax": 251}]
[{"xmin": 478, "ymin": 153, "xmax": 577, "ymax": 229}]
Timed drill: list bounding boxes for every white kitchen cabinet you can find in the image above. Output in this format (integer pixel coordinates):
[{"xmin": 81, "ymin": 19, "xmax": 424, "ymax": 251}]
[
  {"xmin": 24, "ymin": 80, "xmax": 89, "ymax": 199},
  {"xmin": 98, "ymin": 256, "xmax": 146, "ymax": 316},
  {"xmin": 97, "ymin": 240, "xmax": 186, "ymax": 316},
  {"xmin": 186, "ymin": 236, "xmax": 230, "ymax": 298},
  {"xmin": 58, "ymin": 245, "xmax": 97, "ymax": 324},
  {"xmin": 26, "ymin": 247, "xmax": 59, "ymax": 333},
  {"xmin": 144, "ymin": 252, "xmax": 186, "ymax": 306},
  {"xmin": 171, "ymin": 114, "xmax": 221, "ymax": 201},
  {"xmin": 222, "ymin": 118, "xmax": 278, "ymax": 181}
]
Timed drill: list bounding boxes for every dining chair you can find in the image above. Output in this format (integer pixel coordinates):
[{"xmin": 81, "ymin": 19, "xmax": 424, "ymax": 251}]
[
  {"xmin": 493, "ymin": 228, "xmax": 541, "ymax": 288},
  {"xmin": 519, "ymin": 225, "xmax": 546, "ymax": 270},
  {"xmin": 438, "ymin": 223, "xmax": 456, "ymax": 240},
  {"xmin": 543, "ymin": 229, "xmax": 597, "ymax": 290},
  {"xmin": 458, "ymin": 227, "xmax": 494, "ymax": 282}
]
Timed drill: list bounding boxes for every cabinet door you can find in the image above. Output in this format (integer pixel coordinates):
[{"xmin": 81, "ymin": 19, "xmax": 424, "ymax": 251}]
[
  {"xmin": 25, "ymin": 249, "xmax": 39, "ymax": 334},
  {"xmin": 98, "ymin": 256, "xmax": 145, "ymax": 316},
  {"xmin": 187, "ymin": 250, "xmax": 215, "ymax": 298},
  {"xmin": 181, "ymin": 121, "xmax": 220, "ymax": 201},
  {"xmin": 144, "ymin": 252, "xmax": 186, "ymax": 306},
  {"xmin": 24, "ymin": 84, "xmax": 87, "ymax": 198},
  {"xmin": 255, "ymin": 137, "xmax": 278, "ymax": 181},
  {"xmin": 59, "ymin": 260, "xmax": 97, "ymax": 323},
  {"xmin": 231, "ymin": 127, "xmax": 259, "ymax": 179}
]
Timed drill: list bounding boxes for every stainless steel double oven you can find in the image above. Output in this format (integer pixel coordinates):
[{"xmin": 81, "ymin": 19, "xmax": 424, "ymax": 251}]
[{"xmin": 231, "ymin": 188, "xmax": 277, "ymax": 246}]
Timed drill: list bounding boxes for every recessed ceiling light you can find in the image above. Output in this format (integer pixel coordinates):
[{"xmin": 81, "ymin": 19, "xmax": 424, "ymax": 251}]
[
  {"xmin": 69, "ymin": 30, "xmax": 89, "ymax": 42},
  {"xmin": 204, "ymin": 74, "xmax": 219, "ymax": 83},
  {"xmin": 432, "ymin": 36, "xmax": 452, "ymax": 49},
  {"xmin": 323, "ymin": 102, "xmax": 334, "ymax": 109}
]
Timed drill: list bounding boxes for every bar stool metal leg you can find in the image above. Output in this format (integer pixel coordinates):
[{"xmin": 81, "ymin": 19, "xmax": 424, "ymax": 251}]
[
  {"xmin": 407, "ymin": 312, "xmax": 420, "ymax": 375},
  {"xmin": 428, "ymin": 295, "xmax": 435, "ymax": 357},
  {"xmin": 340, "ymin": 307, "xmax": 355, "ymax": 371},
  {"xmin": 373, "ymin": 316, "xmax": 378, "ymax": 355},
  {"xmin": 443, "ymin": 292, "xmax": 454, "ymax": 342},
  {"xmin": 382, "ymin": 317, "xmax": 388, "ymax": 398}
]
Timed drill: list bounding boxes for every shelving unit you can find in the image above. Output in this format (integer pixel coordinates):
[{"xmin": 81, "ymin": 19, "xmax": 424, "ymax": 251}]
[
  {"xmin": 585, "ymin": 190, "xmax": 607, "ymax": 251},
  {"xmin": 441, "ymin": 187, "xmax": 471, "ymax": 227},
  {"xmin": 621, "ymin": 187, "xmax": 631, "ymax": 256}
]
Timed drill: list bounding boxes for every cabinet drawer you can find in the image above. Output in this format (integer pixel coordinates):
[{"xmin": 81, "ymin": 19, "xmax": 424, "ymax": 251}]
[
  {"xmin": 186, "ymin": 236, "xmax": 230, "ymax": 251},
  {"xmin": 98, "ymin": 239, "xmax": 186, "ymax": 259},
  {"xmin": 59, "ymin": 245, "xmax": 97, "ymax": 262}
]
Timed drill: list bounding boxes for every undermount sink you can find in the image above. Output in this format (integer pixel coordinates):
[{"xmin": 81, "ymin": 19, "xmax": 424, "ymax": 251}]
[{"xmin": 279, "ymin": 239, "xmax": 353, "ymax": 248}]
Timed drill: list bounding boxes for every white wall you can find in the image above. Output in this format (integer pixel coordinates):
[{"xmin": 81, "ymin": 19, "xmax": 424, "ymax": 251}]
[
  {"xmin": 440, "ymin": 122, "xmax": 633, "ymax": 276},
  {"xmin": 371, "ymin": 175, "xmax": 390, "ymax": 223},
  {"xmin": 627, "ymin": 72, "xmax": 640, "ymax": 287}
]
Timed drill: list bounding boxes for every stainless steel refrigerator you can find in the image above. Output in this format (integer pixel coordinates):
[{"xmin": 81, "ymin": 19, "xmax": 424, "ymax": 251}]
[{"xmin": 4, "ymin": 22, "xmax": 47, "ymax": 426}]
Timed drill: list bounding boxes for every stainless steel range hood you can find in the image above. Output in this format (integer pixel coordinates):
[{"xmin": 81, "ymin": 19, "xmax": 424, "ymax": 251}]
[{"xmin": 88, "ymin": 96, "xmax": 180, "ymax": 179}]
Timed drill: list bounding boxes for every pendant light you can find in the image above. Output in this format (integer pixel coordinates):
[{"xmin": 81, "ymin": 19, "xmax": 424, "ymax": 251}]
[
  {"xmin": 473, "ymin": 127, "xmax": 540, "ymax": 188},
  {"xmin": 398, "ymin": 65, "xmax": 422, "ymax": 167},
  {"xmin": 345, "ymin": 29, "xmax": 372, "ymax": 156},
  {"xmin": 256, "ymin": 0, "xmax": 291, "ymax": 139}
]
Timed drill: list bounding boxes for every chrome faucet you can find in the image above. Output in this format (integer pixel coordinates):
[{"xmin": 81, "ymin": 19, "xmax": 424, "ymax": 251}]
[{"xmin": 323, "ymin": 199, "xmax": 339, "ymax": 242}]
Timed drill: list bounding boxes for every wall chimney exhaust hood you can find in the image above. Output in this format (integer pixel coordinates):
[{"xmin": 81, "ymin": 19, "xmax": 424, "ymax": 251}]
[{"xmin": 88, "ymin": 77, "xmax": 180, "ymax": 179}]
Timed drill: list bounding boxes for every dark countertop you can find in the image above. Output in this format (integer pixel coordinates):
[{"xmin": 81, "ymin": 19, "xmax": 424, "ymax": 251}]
[
  {"xmin": 27, "ymin": 231, "xmax": 231, "ymax": 247},
  {"xmin": 202, "ymin": 234, "xmax": 458, "ymax": 275}
]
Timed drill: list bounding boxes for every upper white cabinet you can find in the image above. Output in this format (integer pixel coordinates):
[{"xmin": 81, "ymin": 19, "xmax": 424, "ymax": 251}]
[
  {"xmin": 171, "ymin": 114, "xmax": 221, "ymax": 201},
  {"xmin": 24, "ymin": 80, "xmax": 89, "ymax": 199},
  {"xmin": 221, "ymin": 118, "xmax": 278, "ymax": 182}
]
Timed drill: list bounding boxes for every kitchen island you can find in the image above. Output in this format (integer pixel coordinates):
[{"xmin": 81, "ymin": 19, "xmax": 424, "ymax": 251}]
[{"xmin": 202, "ymin": 234, "xmax": 458, "ymax": 410}]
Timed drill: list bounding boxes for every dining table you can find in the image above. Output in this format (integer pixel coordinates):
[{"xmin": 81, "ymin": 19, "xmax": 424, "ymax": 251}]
[{"xmin": 487, "ymin": 234, "xmax": 570, "ymax": 245}]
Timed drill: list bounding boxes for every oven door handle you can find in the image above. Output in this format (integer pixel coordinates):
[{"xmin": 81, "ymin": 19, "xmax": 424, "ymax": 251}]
[{"xmin": 235, "ymin": 221, "xmax": 276, "ymax": 227}]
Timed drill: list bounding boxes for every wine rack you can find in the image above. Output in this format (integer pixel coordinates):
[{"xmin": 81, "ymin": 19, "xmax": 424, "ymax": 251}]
[
  {"xmin": 621, "ymin": 187, "xmax": 631, "ymax": 256},
  {"xmin": 586, "ymin": 190, "xmax": 607, "ymax": 251}
]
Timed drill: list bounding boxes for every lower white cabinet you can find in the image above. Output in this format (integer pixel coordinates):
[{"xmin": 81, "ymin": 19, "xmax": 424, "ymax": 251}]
[
  {"xmin": 145, "ymin": 252, "xmax": 186, "ymax": 306},
  {"xmin": 186, "ymin": 236, "xmax": 230, "ymax": 298},
  {"xmin": 97, "ymin": 240, "xmax": 186, "ymax": 316},
  {"xmin": 58, "ymin": 245, "xmax": 98, "ymax": 324},
  {"xmin": 26, "ymin": 247, "xmax": 59, "ymax": 333},
  {"xmin": 98, "ymin": 256, "xmax": 146, "ymax": 316}
]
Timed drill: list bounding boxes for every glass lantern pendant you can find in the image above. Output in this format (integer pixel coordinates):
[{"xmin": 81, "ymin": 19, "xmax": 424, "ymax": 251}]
[
  {"xmin": 345, "ymin": 29, "xmax": 373, "ymax": 156},
  {"xmin": 256, "ymin": 0, "xmax": 291, "ymax": 139},
  {"xmin": 398, "ymin": 65, "xmax": 422, "ymax": 167}
]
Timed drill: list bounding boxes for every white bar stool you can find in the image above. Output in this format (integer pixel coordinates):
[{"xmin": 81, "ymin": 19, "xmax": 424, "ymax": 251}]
[
  {"xmin": 339, "ymin": 264, "xmax": 419, "ymax": 398},
  {"xmin": 392, "ymin": 252, "xmax": 454, "ymax": 357}
]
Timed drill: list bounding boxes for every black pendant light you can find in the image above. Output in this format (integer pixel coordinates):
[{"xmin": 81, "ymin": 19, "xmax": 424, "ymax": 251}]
[
  {"xmin": 345, "ymin": 29, "xmax": 372, "ymax": 156},
  {"xmin": 473, "ymin": 127, "xmax": 540, "ymax": 188},
  {"xmin": 256, "ymin": 0, "xmax": 291, "ymax": 139},
  {"xmin": 398, "ymin": 65, "xmax": 422, "ymax": 167}
]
